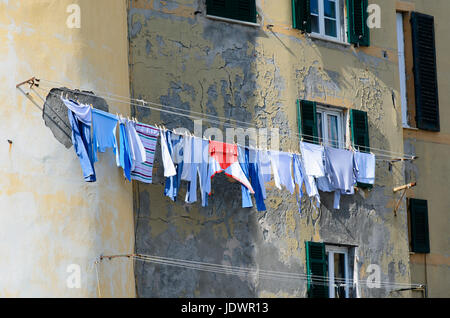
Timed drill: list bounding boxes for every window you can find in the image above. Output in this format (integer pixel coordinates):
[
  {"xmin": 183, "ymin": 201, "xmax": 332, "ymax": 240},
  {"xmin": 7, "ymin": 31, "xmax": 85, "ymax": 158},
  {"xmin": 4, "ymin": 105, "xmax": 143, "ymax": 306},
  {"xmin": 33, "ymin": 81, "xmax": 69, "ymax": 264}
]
[
  {"xmin": 396, "ymin": 12, "xmax": 409, "ymax": 128},
  {"xmin": 326, "ymin": 245, "xmax": 350, "ymax": 298},
  {"xmin": 317, "ymin": 106, "xmax": 345, "ymax": 149},
  {"xmin": 206, "ymin": 0, "xmax": 257, "ymax": 24},
  {"xmin": 306, "ymin": 242, "xmax": 353, "ymax": 298},
  {"xmin": 292, "ymin": 0, "xmax": 370, "ymax": 46},
  {"xmin": 396, "ymin": 10, "xmax": 440, "ymax": 131},
  {"xmin": 408, "ymin": 199, "xmax": 430, "ymax": 253},
  {"xmin": 310, "ymin": 0, "xmax": 345, "ymax": 41},
  {"xmin": 297, "ymin": 100, "xmax": 345, "ymax": 147}
]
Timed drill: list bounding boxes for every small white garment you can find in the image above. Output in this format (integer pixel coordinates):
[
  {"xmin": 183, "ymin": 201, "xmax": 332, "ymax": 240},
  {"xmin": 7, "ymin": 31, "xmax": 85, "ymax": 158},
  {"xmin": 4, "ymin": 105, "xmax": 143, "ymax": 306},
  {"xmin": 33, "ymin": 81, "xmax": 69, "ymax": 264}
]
[
  {"xmin": 61, "ymin": 97, "xmax": 92, "ymax": 125},
  {"xmin": 181, "ymin": 135, "xmax": 193, "ymax": 181},
  {"xmin": 300, "ymin": 142, "xmax": 325, "ymax": 178},
  {"xmin": 126, "ymin": 120, "xmax": 146, "ymax": 171},
  {"xmin": 160, "ymin": 128, "xmax": 176, "ymax": 177},
  {"xmin": 354, "ymin": 151, "xmax": 375, "ymax": 184},
  {"xmin": 258, "ymin": 150, "xmax": 272, "ymax": 183},
  {"xmin": 256, "ymin": 150, "xmax": 268, "ymax": 199},
  {"xmin": 301, "ymin": 164, "xmax": 320, "ymax": 207},
  {"xmin": 269, "ymin": 151, "xmax": 295, "ymax": 194}
]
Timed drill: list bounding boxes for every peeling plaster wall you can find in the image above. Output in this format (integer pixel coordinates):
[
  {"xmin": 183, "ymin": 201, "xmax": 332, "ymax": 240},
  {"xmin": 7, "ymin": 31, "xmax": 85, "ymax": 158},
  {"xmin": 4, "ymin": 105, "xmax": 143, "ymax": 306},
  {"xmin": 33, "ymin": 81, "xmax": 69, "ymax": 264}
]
[
  {"xmin": 0, "ymin": 1, "xmax": 135, "ymax": 297},
  {"xmin": 129, "ymin": 0, "xmax": 411, "ymax": 297}
]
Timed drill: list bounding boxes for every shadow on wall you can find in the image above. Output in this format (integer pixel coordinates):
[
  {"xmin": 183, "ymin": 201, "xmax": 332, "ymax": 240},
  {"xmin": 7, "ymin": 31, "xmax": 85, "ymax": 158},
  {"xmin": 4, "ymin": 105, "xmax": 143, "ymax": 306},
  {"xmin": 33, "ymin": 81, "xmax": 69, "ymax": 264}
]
[{"xmin": 42, "ymin": 88, "xmax": 110, "ymax": 148}]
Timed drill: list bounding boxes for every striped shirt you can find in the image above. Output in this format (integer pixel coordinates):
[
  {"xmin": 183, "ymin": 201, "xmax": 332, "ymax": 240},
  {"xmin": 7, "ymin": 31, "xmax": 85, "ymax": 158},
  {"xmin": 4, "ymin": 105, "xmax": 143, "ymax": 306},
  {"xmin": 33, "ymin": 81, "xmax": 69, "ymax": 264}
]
[{"xmin": 131, "ymin": 123, "xmax": 159, "ymax": 184}]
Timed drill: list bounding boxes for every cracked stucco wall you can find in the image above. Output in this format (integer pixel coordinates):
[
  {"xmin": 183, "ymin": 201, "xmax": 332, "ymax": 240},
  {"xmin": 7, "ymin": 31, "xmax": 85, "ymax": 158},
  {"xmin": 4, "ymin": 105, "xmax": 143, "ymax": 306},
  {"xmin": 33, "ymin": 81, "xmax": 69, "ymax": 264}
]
[
  {"xmin": 0, "ymin": 0, "xmax": 135, "ymax": 297},
  {"xmin": 129, "ymin": 0, "xmax": 411, "ymax": 297}
]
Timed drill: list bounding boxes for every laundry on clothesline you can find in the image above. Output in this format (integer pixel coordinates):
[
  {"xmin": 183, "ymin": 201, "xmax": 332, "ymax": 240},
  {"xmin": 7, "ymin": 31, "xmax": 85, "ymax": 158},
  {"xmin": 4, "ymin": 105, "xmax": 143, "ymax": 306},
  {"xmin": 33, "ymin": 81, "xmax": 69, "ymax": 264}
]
[{"xmin": 62, "ymin": 95, "xmax": 377, "ymax": 213}]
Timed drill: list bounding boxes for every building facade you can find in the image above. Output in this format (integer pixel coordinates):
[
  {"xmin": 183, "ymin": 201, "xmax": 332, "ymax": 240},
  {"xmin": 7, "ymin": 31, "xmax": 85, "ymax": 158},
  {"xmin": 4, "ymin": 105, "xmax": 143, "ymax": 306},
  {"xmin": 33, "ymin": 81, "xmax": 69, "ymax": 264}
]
[{"xmin": 0, "ymin": 0, "xmax": 448, "ymax": 297}]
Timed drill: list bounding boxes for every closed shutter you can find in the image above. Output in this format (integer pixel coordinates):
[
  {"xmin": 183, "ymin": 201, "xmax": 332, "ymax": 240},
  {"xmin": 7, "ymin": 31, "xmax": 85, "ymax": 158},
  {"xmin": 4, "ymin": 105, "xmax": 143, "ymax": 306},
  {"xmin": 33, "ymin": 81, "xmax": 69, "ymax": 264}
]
[
  {"xmin": 347, "ymin": 0, "xmax": 370, "ymax": 46},
  {"xmin": 292, "ymin": 0, "xmax": 311, "ymax": 32},
  {"xmin": 350, "ymin": 109, "xmax": 372, "ymax": 189},
  {"xmin": 350, "ymin": 109, "xmax": 369, "ymax": 153},
  {"xmin": 297, "ymin": 99, "xmax": 319, "ymax": 144},
  {"xmin": 306, "ymin": 242, "xmax": 328, "ymax": 298},
  {"xmin": 409, "ymin": 199, "xmax": 430, "ymax": 253},
  {"xmin": 206, "ymin": 0, "xmax": 256, "ymax": 23},
  {"xmin": 411, "ymin": 12, "xmax": 440, "ymax": 131}
]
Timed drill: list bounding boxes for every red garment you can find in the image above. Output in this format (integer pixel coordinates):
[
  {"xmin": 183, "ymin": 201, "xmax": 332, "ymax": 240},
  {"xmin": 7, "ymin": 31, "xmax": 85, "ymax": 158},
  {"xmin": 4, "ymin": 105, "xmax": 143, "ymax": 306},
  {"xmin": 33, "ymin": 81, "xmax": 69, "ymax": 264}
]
[{"xmin": 209, "ymin": 140, "xmax": 239, "ymax": 170}]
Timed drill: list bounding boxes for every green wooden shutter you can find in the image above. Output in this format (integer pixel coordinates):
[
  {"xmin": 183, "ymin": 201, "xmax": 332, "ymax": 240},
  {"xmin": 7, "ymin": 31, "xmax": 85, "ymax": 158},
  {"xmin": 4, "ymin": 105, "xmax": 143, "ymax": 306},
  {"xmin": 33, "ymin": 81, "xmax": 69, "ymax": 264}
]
[
  {"xmin": 411, "ymin": 12, "xmax": 440, "ymax": 132},
  {"xmin": 306, "ymin": 242, "xmax": 328, "ymax": 298},
  {"xmin": 409, "ymin": 199, "xmax": 430, "ymax": 253},
  {"xmin": 292, "ymin": 0, "xmax": 311, "ymax": 32},
  {"xmin": 297, "ymin": 99, "xmax": 319, "ymax": 144},
  {"xmin": 350, "ymin": 109, "xmax": 369, "ymax": 153},
  {"xmin": 351, "ymin": 109, "xmax": 372, "ymax": 189},
  {"xmin": 206, "ymin": 0, "xmax": 256, "ymax": 23},
  {"xmin": 347, "ymin": 0, "xmax": 370, "ymax": 46}
]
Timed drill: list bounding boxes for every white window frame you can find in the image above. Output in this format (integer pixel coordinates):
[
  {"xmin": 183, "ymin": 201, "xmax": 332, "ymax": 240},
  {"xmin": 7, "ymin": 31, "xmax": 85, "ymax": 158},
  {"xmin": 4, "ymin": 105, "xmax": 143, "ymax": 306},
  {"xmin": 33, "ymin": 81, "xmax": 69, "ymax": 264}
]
[
  {"xmin": 326, "ymin": 245, "xmax": 350, "ymax": 298},
  {"xmin": 310, "ymin": 0, "xmax": 346, "ymax": 43},
  {"xmin": 316, "ymin": 105, "xmax": 345, "ymax": 149},
  {"xmin": 396, "ymin": 12, "xmax": 410, "ymax": 128}
]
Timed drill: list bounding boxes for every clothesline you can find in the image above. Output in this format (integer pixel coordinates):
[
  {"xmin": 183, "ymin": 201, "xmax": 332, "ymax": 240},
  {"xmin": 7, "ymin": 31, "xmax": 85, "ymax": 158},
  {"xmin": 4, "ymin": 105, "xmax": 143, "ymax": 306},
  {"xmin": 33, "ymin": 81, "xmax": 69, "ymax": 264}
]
[
  {"xmin": 33, "ymin": 79, "xmax": 416, "ymax": 161},
  {"xmin": 97, "ymin": 254, "xmax": 424, "ymax": 290},
  {"xmin": 37, "ymin": 84, "xmax": 401, "ymax": 176}
]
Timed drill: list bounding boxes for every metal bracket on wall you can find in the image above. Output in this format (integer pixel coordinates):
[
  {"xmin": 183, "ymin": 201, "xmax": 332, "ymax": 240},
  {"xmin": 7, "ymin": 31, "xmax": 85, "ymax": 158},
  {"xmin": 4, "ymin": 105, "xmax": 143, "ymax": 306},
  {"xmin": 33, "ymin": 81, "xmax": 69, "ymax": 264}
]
[
  {"xmin": 393, "ymin": 182, "xmax": 417, "ymax": 216},
  {"xmin": 16, "ymin": 77, "xmax": 40, "ymax": 90}
]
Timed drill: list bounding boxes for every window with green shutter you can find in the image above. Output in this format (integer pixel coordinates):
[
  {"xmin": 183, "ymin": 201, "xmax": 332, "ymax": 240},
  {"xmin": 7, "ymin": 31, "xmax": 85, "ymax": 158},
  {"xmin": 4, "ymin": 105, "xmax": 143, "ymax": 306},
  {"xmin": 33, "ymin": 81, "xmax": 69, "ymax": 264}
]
[
  {"xmin": 411, "ymin": 12, "xmax": 440, "ymax": 132},
  {"xmin": 350, "ymin": 109, "xmax": 372, "ymax": 189},
  {"xmin": 347, "ymin": 0, "xmax": 370, "ymax": 46},
  {"xmin": 206, "ymin": 0, "xmax": 257, "ymax": 23},
  {"xmin": 306, "ymin": 241, "xmax": 329, "ymax": 298},
  {"xmin": 292, "ymin": 0, "xmax": 311, "ymax": 32},
  {"xmin": 409, "ymin": 199, "xmax": 430, "ymax": 253},
  {"xmin": 297, "ymin": 99, "xmax": 319, "ymax": 144}
]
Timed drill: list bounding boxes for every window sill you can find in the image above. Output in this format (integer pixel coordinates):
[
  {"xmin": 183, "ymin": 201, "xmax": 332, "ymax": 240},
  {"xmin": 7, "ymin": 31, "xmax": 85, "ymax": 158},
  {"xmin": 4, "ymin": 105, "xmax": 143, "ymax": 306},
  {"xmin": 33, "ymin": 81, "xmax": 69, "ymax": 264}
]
[
  {"xmin": 403, "ymin": 126, "xmax": 419, "ymax": 131},
  {"xmin": 307, "ymin": 33, "xmax": 351, "ymax": 47},
  {"xmin": 206, "ymin": 15, "xmax": 260, "ymax": 28}
]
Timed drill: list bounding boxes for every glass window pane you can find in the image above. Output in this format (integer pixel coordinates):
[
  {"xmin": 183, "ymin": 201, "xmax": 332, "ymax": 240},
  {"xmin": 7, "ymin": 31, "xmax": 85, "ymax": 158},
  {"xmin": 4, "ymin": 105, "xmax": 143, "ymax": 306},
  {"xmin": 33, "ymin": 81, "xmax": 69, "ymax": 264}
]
[
  {"xmin": 311, "ymin": 15, "xmax": 320, "ymax": 33},
  {"xmin": 327, "ymin": 114, "xmax": 339, "ymax": 147},
  {"xmin": 317, "ymin": 112, "xmax": 323, "ymax": 142},
  {"xmin": 311, "ymin": 0, "xmax": 319, "ymax": 14},
  {"xmin": 324, "ymin": 0, "xmax": 336, "ymax": 19},
  {"xmin": 325, "ymin": 18, "xmax": 337, "ymax": 37},
  {"xmin": 334, "ymin": 253, "xmax": 346, "ymax": 298}
]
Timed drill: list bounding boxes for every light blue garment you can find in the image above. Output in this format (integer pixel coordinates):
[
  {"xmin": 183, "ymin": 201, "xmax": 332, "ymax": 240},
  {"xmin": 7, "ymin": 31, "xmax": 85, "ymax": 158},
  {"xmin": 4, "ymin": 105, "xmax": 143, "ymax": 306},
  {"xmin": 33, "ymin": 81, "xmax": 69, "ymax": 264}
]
[
  {"xmin": 257, "ymin": 151, "xmax": 268, "ymax": 199},
  {"xmin": 293, "ymin": 154, "xmax": 304, "ymax": 213},
  {"xmin": 118, "ymin": 121, "xmax": 133, "ymax": 181},
  {"xmin": 323, "ymin": 147, "xmax": 357, "ymax": 209},
  {"xmin": 354, "ymin": 151, "xmax": 375, "ymax": 184},
  {"xmin": 185, "ymin": 137, "xmax": 210, "ymax": 206},
  {"xmin": 68, "ymin": 109, "xmax": 96, "ymax": 182},
  {"xmin": 92, "ymin": 109, "xmax": 118, "ymax": 163},
  {"xmin": 200, "ymin": 139, "xmax": 210, "ymax": 207},
  {"xmin": 269, "ymin": 151, "xmax": 295, "ymax": 194},
  {"xmin": 238, "ymin": 146, "xmax": 253, "ymax": 208},
  {"xmin": 248, "ymin": 149, "xmax": 267, "ymax": 211},
  {"xmin": 258, "ymin": 150, "xmax": 272, "ymax": 183}
]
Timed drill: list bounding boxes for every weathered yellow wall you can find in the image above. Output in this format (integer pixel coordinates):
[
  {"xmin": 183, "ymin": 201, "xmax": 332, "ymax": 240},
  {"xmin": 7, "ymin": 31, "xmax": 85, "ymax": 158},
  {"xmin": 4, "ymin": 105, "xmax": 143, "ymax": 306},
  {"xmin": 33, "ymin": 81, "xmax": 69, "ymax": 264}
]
[
  {"xmin": 0, "ymin": 0, "xmax": 135, "ymax": 297},
  {"xmin": 401, "ymin": 0, "xmax": 450, "ymax": 299}
]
